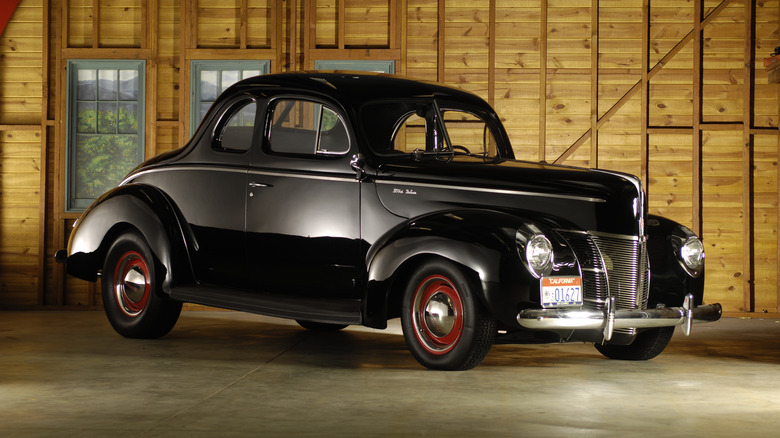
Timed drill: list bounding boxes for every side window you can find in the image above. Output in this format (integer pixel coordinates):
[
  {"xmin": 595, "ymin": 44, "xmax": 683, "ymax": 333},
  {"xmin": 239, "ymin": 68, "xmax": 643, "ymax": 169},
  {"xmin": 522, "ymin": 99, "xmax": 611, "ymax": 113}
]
[
  {"xmin": 442, "ymin": 110, "xmax": 497, "ymax": 156},
  {"xmin": 392, "ymin": 112, "xmax": 427, "ymax": 153},
  {"xmin": 215, "ymin": 101, "xmax": 256, "ymax": 152},
  {"xmin": 268, "ymin": 99, "xmax": 350, "ymax": 155}
]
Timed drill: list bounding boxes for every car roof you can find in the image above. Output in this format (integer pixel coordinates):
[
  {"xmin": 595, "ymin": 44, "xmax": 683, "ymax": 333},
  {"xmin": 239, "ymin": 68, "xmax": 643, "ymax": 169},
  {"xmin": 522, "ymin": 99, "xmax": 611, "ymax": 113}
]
[{"xmin": 225, "ymin": 72, "xmax": 490, "ymax": 109}]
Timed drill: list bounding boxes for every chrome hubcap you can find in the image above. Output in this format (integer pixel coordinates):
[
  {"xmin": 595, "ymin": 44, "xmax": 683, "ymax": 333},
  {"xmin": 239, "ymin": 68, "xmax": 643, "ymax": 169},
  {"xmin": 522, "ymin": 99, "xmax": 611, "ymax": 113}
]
[
  {"xmin": 122, "ymin": 266, "xmax": 147, "ymax": 304},
  {"xmin": 114, "ymin": 252, "xmax": 150, "ymax": 317},
  {"xmin": 423, "ymin": 293, "xmax": 456, "ymax": 338},
  {"xmin": 411, "ymin": 275, "xmax": 464, "ymax": 355}
]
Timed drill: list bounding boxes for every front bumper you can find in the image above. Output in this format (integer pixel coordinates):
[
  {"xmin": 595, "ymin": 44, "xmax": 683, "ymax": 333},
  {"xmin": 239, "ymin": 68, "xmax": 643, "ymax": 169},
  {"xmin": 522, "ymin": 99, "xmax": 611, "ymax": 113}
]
[{"xmin": 517, "ymin": 294, "xmax": 722, "ymax": 341}]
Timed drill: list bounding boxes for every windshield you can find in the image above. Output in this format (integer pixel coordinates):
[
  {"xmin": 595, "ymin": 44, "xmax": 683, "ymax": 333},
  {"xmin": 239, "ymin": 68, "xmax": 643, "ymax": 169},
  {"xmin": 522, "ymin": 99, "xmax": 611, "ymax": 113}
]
[{"xmin": 360, "ymin": 100, "xmax": 504, "ymax": 160}]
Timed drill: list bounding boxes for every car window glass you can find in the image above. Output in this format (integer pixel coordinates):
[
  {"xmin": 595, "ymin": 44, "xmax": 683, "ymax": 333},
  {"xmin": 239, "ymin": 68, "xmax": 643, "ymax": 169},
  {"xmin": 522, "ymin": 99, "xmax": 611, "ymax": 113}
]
[
  {"xmin": 269, "ymin": 99, "xmax": 350, "ymax": 155},
  {"xmin": 441, "ymin": 110, "xmax": 497, "ymax": 157},
  {"xmin": 392, "ymin": 112, "xmax": 426, "ymax": 153},
  {"xmin": 216, "ymin": 101, "xmax": 256, "ymax": 152}
]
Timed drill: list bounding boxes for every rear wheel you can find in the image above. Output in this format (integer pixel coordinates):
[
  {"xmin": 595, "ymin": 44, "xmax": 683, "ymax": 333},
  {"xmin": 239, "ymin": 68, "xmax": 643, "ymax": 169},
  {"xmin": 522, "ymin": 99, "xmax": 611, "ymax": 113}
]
[
  {"xmin": 595, "ymin": 326, "xmax": 675, "ymax": 360},
  {"xmin": 401, "ymin": 260, "xmax": 496, "ymax": 370},
  {"xmin": 102, "ymin": 231, "xmax": 181, "ymax": 339}
]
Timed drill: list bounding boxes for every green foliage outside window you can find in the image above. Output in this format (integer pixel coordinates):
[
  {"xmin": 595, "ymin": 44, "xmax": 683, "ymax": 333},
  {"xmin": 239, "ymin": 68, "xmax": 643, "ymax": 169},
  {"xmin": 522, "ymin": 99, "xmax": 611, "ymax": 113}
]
[{"xmin": 75, "ymin": 105, "xmax": 140, "ymax": 199}]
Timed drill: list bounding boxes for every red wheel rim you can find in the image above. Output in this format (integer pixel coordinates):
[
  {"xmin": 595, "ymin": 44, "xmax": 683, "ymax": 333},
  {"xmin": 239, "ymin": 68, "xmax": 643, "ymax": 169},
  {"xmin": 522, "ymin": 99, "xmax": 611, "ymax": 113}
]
[
  {"xmin": 113, "ymin": 251, "xmax": 151, "ymax": 318},
  {"xmin": 410, "ymin": 275, "xmax": 464, "ymax": 355}
]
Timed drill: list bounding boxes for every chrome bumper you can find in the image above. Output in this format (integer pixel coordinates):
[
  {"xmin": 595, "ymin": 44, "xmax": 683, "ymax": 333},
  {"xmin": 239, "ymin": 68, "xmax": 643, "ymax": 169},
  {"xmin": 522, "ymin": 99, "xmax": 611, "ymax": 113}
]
[{"xmin": 517, "ymin": 294, "xmax": 722, "ymax": 341}]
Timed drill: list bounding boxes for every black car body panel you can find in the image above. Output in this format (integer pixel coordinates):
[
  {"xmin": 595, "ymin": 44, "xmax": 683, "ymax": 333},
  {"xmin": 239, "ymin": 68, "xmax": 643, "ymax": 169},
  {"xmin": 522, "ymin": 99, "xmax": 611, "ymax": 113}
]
[{"xmin": 59, "ymin": 72, "xmax": 721, "ymax": 369}]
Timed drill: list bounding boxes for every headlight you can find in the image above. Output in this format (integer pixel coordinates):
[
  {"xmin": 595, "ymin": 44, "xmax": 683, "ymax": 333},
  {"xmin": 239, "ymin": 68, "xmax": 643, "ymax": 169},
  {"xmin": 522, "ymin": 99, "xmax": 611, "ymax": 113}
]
[
  {"xmin": 525, "ymin": 235, "xmax": 553, "ymax": 278},
  {"xmin": 680, "ymin": 237, "xmax": 705, "ymax": 272},
  {"xmin": 671, "ymin": 227, "xmax": 705, "ymax": 277}
]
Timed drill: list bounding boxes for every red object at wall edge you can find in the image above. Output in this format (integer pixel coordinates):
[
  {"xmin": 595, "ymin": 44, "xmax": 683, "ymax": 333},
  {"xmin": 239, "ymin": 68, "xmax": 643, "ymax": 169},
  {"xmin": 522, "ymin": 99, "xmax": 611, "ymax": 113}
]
[{"xmin": 0, "ymin": 0, "xmax": 22, "ymax": 37}]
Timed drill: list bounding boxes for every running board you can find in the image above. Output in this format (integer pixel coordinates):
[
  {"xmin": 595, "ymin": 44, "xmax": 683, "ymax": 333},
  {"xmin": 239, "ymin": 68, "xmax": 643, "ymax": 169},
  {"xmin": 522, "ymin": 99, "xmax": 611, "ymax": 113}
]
[{"xmin": 170, "ymin": 285, "xmax": 363, "ymax": 326}]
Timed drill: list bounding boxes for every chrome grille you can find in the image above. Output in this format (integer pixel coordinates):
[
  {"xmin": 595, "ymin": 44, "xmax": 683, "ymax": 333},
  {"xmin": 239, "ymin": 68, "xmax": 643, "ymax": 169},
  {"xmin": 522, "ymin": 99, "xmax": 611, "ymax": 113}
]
[{"xmin": 557, "ymin": 230, "xmax": 650, "ymax": 333}]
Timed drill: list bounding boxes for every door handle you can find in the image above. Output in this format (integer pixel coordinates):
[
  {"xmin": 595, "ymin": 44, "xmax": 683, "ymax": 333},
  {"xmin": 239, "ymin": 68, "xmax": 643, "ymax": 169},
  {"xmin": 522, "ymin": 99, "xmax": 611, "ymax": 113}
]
[{"xmin": 249, "ymin": 182, "xmax": 272, "ymax": 188}]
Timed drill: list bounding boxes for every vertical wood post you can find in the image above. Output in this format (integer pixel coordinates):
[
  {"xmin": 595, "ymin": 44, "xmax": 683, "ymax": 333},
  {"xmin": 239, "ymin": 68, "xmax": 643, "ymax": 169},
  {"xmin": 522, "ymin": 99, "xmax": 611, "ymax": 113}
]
[
  {"xmin": 640, "ymin": 0, "xmax": 649, "ymax": 191},
  {"xmin": 539, "ymin": 0, "xmax": 547, "ymax": 162},
  {"xmin": 437, "ymin": 0, "xmax": 444, "ymax": 83},
  {"xmin": 742, "ymin": 0, "xmax": 756, "ymax": 311},
  {"xmin": 590, "ymin": 0, "xmax": 598, "ymax": 168},
  {"xmin": 693, "ymin": 0, "xmax": 703, "ymax": 237}
]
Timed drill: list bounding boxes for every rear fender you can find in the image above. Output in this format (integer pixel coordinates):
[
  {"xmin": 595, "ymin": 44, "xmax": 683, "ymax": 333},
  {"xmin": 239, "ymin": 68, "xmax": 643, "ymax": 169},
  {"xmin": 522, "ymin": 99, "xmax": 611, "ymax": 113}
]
[{"xmin": 66, "ymin": 184, "xmax": 195, "ymax": 293}]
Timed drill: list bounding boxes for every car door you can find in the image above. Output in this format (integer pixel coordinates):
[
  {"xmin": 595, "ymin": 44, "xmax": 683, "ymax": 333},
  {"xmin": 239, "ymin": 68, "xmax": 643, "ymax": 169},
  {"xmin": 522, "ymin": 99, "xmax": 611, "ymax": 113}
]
[{"xmin": 245, "ymin": 97, "xmax": 363, "ymax": 298}]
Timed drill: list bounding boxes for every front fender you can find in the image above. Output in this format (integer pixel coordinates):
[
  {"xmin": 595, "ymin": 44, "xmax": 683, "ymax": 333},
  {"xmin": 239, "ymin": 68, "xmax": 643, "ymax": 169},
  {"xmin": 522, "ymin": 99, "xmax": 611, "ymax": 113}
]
[
  {"xmin": 646, "ymin": 215, "xmax": 705, "ymax": 307},
  {"xmin": 66, "ymin": 184, "xmax": 195, "ymax": 293},
  {"xmin": 363, "ymin": 209, "xmax": 576, "ymax": 328}
]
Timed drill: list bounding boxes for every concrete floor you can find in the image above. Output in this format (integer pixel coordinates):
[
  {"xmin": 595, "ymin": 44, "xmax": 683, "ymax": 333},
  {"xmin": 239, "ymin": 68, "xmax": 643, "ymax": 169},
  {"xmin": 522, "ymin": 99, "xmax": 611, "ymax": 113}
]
[{"xmin": 1, "ymin": 311, "xmax": 779, "ymax": 437}]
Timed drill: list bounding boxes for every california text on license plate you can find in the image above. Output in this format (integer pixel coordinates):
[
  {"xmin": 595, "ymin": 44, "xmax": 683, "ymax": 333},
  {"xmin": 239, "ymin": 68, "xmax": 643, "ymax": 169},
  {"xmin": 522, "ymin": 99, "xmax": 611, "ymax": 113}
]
[{"xmin": 541, "ymin": 276, "xmax": 583, "ymax": 307}]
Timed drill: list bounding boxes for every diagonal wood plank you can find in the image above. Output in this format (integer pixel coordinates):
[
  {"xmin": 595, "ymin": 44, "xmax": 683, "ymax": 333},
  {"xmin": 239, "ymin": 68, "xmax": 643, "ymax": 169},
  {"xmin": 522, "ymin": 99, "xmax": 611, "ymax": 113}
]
[{"xmin": 553, "ymin": 0, "xmax": 735, "ymax": 165}]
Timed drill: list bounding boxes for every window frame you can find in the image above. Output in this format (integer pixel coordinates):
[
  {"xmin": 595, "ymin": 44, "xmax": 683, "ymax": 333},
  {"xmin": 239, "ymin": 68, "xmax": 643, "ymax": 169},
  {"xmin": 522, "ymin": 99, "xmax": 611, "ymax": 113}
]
[
  {"xmin": 266, "ymin": 97, "xmax": 351, "ymax": 157},
  {"xmin": 190, "ymin": 60, "xmax": 270, "ymax": 136},
  {"xmin": 65, "ymin": 59, "xmax": 146, "ymax": 213},
  {"xmin": 213, "ymin": 97, "xmax": 258, "ymax": 154},
  {"xmin": 314, "ymin": 60, "xmax": 395, "ymax": 74}
]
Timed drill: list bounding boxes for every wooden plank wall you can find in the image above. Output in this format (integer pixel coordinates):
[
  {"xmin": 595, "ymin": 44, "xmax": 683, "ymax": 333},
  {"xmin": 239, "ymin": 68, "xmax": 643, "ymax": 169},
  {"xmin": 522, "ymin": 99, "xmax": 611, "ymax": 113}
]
[{"xmin": 0, "ymin": 0, "xmax": 778, "ymax": 315}]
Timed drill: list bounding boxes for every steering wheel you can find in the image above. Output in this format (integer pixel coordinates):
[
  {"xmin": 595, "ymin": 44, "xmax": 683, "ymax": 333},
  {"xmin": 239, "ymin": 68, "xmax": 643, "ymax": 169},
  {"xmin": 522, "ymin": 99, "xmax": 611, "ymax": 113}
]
[{"xmin": 451, "ymin": 145, "xmax": 471, "ymax": 154}]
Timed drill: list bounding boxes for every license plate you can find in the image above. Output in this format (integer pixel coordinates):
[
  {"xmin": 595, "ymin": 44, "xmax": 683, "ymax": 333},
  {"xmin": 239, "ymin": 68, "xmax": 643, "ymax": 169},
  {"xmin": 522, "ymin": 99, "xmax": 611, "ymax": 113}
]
[{"xmin": 541, "ymin": 276, "xmax": 583, "ymax": 307}]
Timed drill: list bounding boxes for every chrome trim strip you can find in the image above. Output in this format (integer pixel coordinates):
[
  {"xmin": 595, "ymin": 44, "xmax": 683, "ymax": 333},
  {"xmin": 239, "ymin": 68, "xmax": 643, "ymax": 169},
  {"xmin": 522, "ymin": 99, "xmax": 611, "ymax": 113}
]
[
  {"xmin": 121, "ymin": 166, "xmax": 246, "ymax": 185},
  {"xmin": 247, "ymin": 169, "xmax": 358, "ymax": 183},
  {"xmin": 376, "ymin": 180, "xmax": 606, "ymax": 203},
  {"xmin": 555, "ymin": 228, "xmax": 642, "ymax": 241},
  {"xmin": 123, "ymin": 166, "xmax": 358, "ymax": 186}
]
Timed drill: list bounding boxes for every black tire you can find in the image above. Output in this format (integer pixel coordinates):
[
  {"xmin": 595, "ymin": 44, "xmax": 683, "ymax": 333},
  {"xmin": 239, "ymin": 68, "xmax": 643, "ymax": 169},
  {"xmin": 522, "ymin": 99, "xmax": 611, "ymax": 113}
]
[
  {"xmin": 101, "ymin": 230, "xmax": 182, "ymax": 339},
  {"xmin": 296, "ymin": 320, "xmax": 348, "ymax": 332},
  {"xmin": 594, "ymin": 326, "xmax": 675, "ymax": 361},
  {"xmin": 400, "ymin": 259, "xmax": 496, "ymax": 370}
]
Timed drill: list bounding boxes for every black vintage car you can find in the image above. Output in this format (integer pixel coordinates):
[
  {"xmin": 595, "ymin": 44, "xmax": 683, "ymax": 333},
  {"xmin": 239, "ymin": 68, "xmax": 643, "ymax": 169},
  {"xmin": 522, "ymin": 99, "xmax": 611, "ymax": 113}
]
[{"xmin": 57, "ymin": 72, "xmax": 722, "ymax": 370}]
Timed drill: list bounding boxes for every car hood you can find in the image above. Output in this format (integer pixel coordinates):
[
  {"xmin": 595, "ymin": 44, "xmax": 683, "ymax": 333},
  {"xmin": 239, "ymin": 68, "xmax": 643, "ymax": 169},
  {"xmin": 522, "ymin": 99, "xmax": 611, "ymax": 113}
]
[{"xmin": 373, "ymin": 158, "xmax": 644, "ymax": 236}]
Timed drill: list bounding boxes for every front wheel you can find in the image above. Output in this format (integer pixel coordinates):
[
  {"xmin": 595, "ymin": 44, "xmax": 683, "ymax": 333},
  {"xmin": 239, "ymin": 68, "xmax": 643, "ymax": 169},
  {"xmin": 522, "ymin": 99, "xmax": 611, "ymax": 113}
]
[
  {"xmin": 401, "ymin": 260, "xmax": 496, "ymax": 370},
  {"xmin": 594, "ymin": 326, "xmax": 675, "ymax": 360},
  {"xmin": 101, "ymin": 230, "xmax": 182, "ymax": 339}
]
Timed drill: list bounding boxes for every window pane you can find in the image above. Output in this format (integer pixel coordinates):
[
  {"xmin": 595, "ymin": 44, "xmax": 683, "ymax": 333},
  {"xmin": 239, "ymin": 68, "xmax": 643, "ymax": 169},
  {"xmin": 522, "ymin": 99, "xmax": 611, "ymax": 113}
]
[
  {"xmin": 118, "ymin": 103, "xmax": 138, "ymax": 134},
  {"xmin": 269, "ymin": 99, "xmax": 348, "ymax": 155},
  {"xmin": 243, "ymin": 70, "xmax": 260, "ymax": 78},
  {"xmin": 119, "ymin": 70, "xmax": 138, "ymax": 100},
  {"xmin": 318, "ymin": 107, "xmax": 349, "ymax": 154},
  {"xmin": 221, "ymin": 70, "xmax": 240, "ymax": 92},
  {"xmin": 74, "ymin": 134, "xmax": 139, "ymax": 199},
  {"xmin": 98, "ymin": 102, "xmax": 117, "ymax": 133},
  {"xmin": 227, "ymin": 103, "xmax": 256, "ymax": 127},
  {"xmin": 443, "ymin": 110, "xmax": 496, "ymax": 156},
  {"xmin": 200, "ymin": 70, "xmax": 218, "ymax": 101},
  {"xmin": 77, "ymin": 70, "xmax": 96, "ymax": 100},
  {"xmin": 98, "ymin": 70, "xmax": 117, "ymax": 101},
  {"xmin": 393, "ymin": 113, "xmax": 426, "ymax": 153},
  {"xmin": 77, "ymin": 102, "xmax": 97, "ymax": 133},
  {"xmin": 219, "ymin": 102, "xmax": 256, "ymax": 152},
  {"xmin": 270, "ymin": 100, "xmax": 317, "ymax": 154}
]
